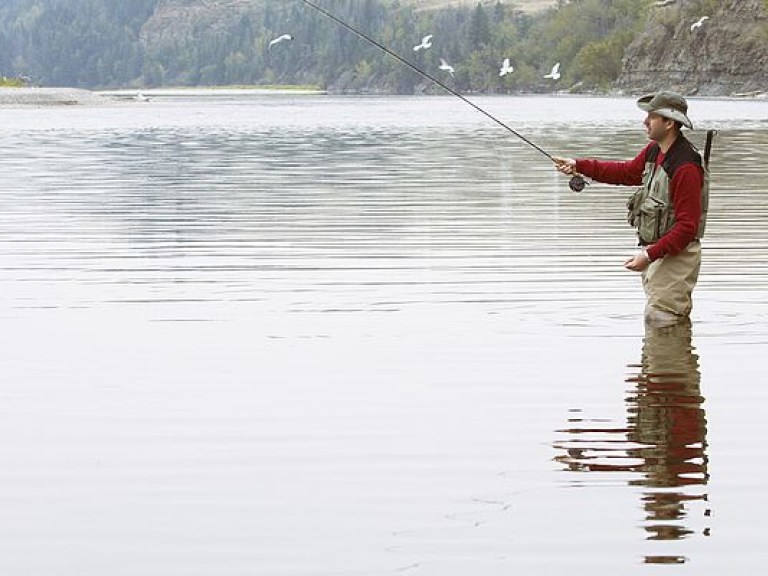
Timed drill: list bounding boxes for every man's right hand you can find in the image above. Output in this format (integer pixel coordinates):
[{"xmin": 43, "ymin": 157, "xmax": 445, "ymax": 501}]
[{"xmin": 553, "ymin": 156, "xmax": 577, "ymax": 175}]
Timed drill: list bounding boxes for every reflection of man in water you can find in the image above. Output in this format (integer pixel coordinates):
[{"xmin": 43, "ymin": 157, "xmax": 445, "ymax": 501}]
[
  {"xmin": 629, "ymin": 320, "xmax": 709, "ymax": 547},
  {"xmin": 555, "ymin": 320, "xmax": 709, "ymax": 560}
]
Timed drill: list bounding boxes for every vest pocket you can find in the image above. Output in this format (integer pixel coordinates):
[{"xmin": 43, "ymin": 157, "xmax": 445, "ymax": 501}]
[
  {"xmin": 626, "ymin": 188, "xmax": 643, "ymax": 228},
  {"xmin": 638, "ymin": 196, "xmax": 666, "ymax": 244}
]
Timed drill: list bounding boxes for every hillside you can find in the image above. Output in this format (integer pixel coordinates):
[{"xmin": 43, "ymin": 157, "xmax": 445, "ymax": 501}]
[
  {"xmin": 404, "ymin": 0, "xmax": 556, "ymax": 12},
  {"xmin": 618, "ymin": 0, "xmax": 768, "ymax": 96},
  {"xmin": 138, "ymin": 0, "xmax": 572, "ymax": 91},
  {"xmin": 0, "ymin": 0, "xmax": 765, "ymax": 96}
]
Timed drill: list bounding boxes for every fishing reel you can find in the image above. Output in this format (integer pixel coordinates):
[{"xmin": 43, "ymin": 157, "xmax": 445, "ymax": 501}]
[{"xmin": 568, "ymin": 174, "xmax": 589, "ymax": 193}]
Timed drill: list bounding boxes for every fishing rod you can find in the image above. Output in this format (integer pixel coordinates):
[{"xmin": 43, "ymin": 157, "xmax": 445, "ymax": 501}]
[{"xmin": 301, "ymin": 0, "xmax": 587, "ymax": 192}]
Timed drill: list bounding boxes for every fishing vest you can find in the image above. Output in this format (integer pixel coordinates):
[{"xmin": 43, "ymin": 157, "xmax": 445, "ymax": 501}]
[{"xmin": 626, "ymin": 135, "xmax": 709, "ymax": 245}]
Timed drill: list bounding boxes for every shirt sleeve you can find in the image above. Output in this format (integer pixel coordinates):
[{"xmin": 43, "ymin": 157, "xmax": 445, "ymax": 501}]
[
  {"xmin": 574, "ymin": 143, "xmax": 654, "ymax": 187},
  {"xmin": 646, "ymin": 163, "xmax": 703, "ymax": 261}
]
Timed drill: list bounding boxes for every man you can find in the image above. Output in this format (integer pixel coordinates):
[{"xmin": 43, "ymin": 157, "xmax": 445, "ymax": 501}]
[{"xmin": 554, "ymin": 91, "xmax": 708, "ymax": 326}]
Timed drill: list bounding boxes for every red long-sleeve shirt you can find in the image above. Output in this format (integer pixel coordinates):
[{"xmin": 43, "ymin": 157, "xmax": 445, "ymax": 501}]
[{"xmin": 575, "ymin": 142, "xmax": 703, "ymax": 261}]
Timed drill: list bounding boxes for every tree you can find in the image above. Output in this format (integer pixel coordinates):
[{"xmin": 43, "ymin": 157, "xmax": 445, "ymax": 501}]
[
  {"xmin": 0, "ymin": 0, "xmax": 654, "ymax": 93},
  {"xmin": 469, "ymin": 3, "xmax": 490, "ymax": 49}
]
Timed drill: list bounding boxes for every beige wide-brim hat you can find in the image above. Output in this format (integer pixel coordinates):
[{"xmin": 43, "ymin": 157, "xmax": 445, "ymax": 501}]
[{"xmin": 637, "ymin": 91, "xmax": 693, "ymax": 130}]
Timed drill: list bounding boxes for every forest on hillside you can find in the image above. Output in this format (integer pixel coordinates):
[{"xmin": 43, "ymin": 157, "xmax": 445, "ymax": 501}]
[{"xmin": 0, "ymin": 0, "xmax": 656, "ymax": 93}]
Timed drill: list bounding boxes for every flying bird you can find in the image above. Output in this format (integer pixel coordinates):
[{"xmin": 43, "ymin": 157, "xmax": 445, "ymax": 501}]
[
  {"xmin": 543, "ymin": 62, "xmax": 561, "ymax": 80},
  {"xmin": 268, "ymin": 34, "xmax": 293, "ymax": 51},
  {"xmin": 413, "ymin": 34, "xmax": 433, "ymax": 52},
  {"xmin": 439, "ymin": 58, "xmax": 455, "ymax": 77},
  {"xmin": 690, "ymin": 16, "xmax": 709, "ymax": 32},
  {"xmin": 499, "ymin": 58, "xmax": 514, "ymax": 77}
]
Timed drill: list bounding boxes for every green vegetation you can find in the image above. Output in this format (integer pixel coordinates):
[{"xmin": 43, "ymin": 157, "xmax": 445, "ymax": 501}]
[
  {"xmin": 155, "ymin": 84, "xmax": 324, "ymax": 92},
  {"xmin": 0, "ymin": 0, "xmax": 157, "ymax": 88},
  {"xmin": 0, "ymin": 0, "xmax": 654, "ymax": 93},
  {"xmin": 0, "ymin": 76, "xmax": 25, "ymax": 87}
]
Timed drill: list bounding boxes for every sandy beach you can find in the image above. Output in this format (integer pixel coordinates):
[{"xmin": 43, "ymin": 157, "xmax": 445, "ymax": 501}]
[{"xmin": 0, "ymin": 87, "xmax": 113, "ymax": 106}]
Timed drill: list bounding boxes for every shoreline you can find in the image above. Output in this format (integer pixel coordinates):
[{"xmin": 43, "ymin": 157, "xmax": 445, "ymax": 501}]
[
  {"xmin": 0, "ymin": 85, "xmax": 326, "ymax": 107},
  {"xmin": 2, "ymin": 86, "xmax": 765, "ymax": 107},
  {"xmin": 0, "ymin": 87, "xmax": 116, "ymax": 106},
  {"xmin": 97, "ymin": 86, "xmax": 326, "ymax": 99}
]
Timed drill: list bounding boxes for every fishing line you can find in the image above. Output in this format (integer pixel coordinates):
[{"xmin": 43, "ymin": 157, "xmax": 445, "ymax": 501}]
[{"xmin": 301, "ymin": 0, "xmax": 587, "ymax": 192}]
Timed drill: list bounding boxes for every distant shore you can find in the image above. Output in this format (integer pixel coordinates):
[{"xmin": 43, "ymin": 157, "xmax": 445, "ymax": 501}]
[
  {"xmin": 2, "ymin": 85, "xmax": 764, "ymax": 107},
  {"xmin": 0, "ymin": 87, "xmax": 117, "ymax": 106},
  {"xmin": 0, "ymin": 85, "xmax": 325, "ymax": 106},
  {"xmin": 98, "ymin": 86, "xmax": 326, "ymax": 99}
]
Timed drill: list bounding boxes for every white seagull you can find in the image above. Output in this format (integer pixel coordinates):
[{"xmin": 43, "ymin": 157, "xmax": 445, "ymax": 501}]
[
  {"xmin": 499, "ymin": 58, "xmax": 514, "ymax": 77},
  {"xmin": 134, "ymin": 91, "xmax": 151, "ymax": 102},
  {"xmin": 690, "ymin": 16, "xmax": 709, "ymax": 32},
  {"xmin": 543, "ymin": 62, "xmax": 561, "ymax": 80},
  {"xmin": 268, "ymin": 34, "xmax": 293, "ymax": 51},
  {"xmin": 413, "ymin": 34, "xmax": 433, "ymax": 52},
  {"xmin": 439, "ymin": 58, "xmax": 455, "ymax": 77}
]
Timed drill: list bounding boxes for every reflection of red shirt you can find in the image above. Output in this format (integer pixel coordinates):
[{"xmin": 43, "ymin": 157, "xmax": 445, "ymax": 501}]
[
  {"xmin": 575, "ymin": 142, "xmax": 703, "ymax": 261},
  {"xmin": 639, "ymin": 388, "xmax": 707, "ymax": 487}
]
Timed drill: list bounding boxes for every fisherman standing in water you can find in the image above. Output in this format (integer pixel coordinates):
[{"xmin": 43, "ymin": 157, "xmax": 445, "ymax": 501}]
[{"xmin": 554, "ymin": 92, "xmax": 708, "ymax": 327}]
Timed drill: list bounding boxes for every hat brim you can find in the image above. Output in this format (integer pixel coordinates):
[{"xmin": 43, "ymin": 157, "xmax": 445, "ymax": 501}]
[{"xmin": 637, "ymin": 100, "xmax": 693, "ymax": 130}]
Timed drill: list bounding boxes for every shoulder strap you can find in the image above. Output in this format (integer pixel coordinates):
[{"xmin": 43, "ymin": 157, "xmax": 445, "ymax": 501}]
[
  {"xmin": 661, "ymin": 136, "xmax": 696, "ymax": 178},
  {"xmin": 645, "ymin": 142, "xmax": 660, "ymax": 164}
]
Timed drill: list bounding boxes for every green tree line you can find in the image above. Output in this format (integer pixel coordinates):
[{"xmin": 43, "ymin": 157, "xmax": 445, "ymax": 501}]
[{"xmin": 0, "ymin": 0, "xmax": 654, "ymax": 92}]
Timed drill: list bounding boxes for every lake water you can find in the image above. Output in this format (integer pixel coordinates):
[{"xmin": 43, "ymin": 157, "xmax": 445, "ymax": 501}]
[{"xmin": 1, "ymin": 94, "xmax": 767, "ymax": 575}]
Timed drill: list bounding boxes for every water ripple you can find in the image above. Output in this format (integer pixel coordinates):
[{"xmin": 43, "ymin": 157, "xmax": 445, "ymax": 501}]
[{"xmin": 1, "ymin": 97, "xmax": 767, "ymax": 331}]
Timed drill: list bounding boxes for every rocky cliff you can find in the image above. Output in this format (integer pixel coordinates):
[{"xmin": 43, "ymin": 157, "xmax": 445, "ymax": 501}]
[
  {"xmin": 405, "ymin": 0, "xmax": 555, "ymax": 11},
  {"xmin": 618, "ymin": 0, "xmax": 768, "ymax": 96},
  {"xmin": 141, "ymin": 0, "xmax": 257, "ymax": 46}
]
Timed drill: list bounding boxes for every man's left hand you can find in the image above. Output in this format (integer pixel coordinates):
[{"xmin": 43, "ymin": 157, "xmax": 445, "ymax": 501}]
[{"xmin": 624, "ymin": 251, "xmax": 650, "ymax": 272}]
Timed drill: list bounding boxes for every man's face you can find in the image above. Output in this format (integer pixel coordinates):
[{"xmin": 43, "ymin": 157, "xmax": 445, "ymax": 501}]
[{"xmin": 644, "ymin": 112, "xmax": 673, "ymax": 142}]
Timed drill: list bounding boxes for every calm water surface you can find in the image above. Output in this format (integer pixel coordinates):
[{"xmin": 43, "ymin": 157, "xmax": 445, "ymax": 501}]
[{"xmin": 1, "ymin": 94, "xmax": 768, "ymax": 574}]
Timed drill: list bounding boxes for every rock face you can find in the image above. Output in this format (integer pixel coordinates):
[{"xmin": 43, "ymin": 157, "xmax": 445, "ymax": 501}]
[
  {"xmin": 406, "ymin": 0, "xmax": 555, "ymax": 12},
  {"xmin": 618, "ymin": 0, "xmax": 768, "ymax": 96},
  {"xmin": 141, "ymin": 0, "xmax": 255, "ymax": 46}
]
